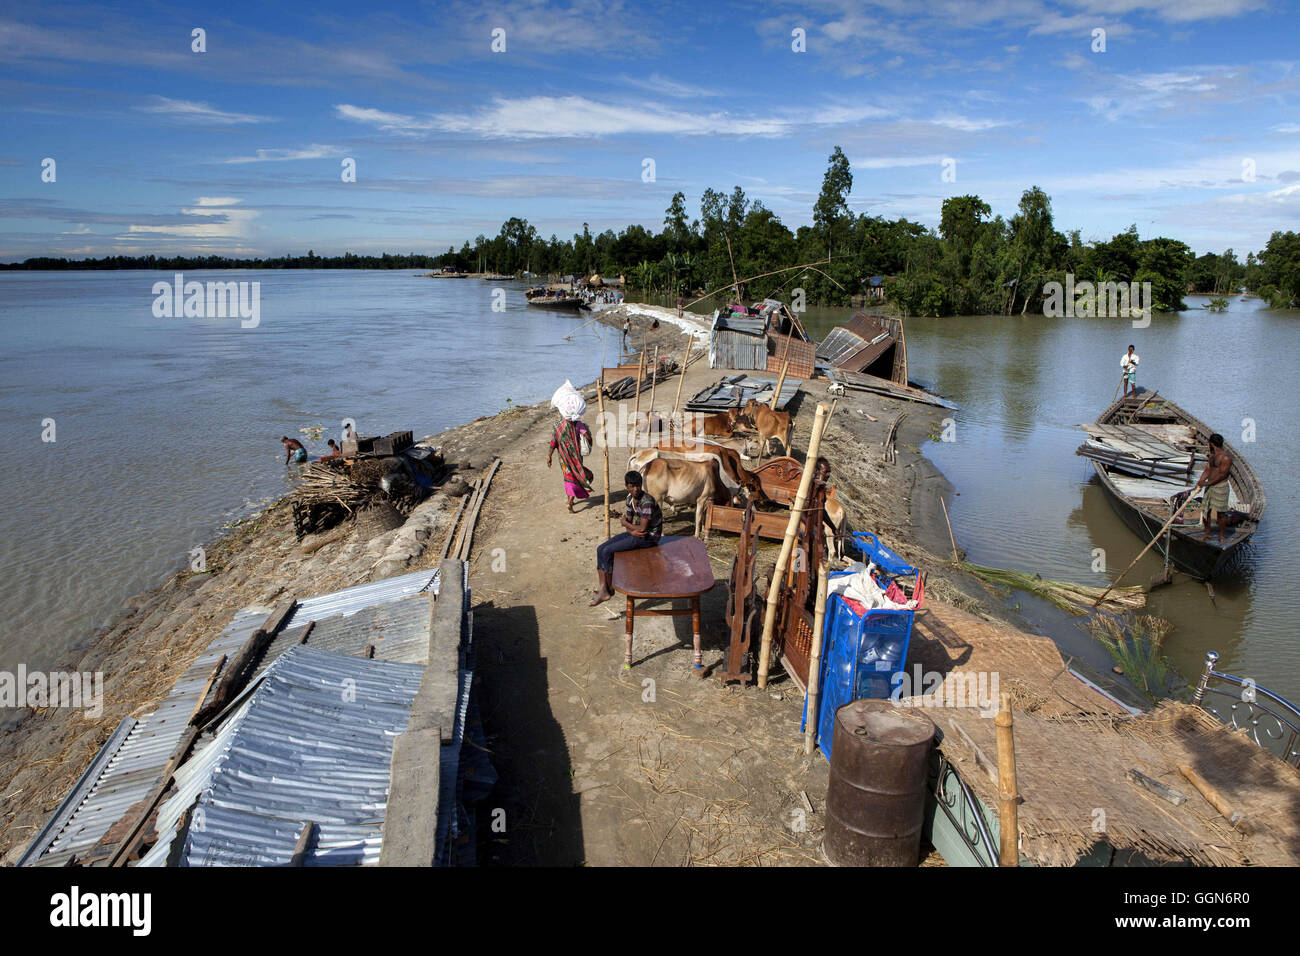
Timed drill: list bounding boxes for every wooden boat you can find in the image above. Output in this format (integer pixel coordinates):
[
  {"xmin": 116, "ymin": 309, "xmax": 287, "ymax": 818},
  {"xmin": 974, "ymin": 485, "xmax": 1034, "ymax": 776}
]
[
  {"xmin": 525, "ymin": 287, "xmax": 583, "ymax": 309},
  {"xmin": 1076, "ymin": 392, "xmax": 1266, "ymax": 579}
]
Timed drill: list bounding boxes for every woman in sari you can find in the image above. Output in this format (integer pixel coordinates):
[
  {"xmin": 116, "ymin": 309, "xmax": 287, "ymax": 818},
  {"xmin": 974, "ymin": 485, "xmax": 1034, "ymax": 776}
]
[{"xmin": 547, "ymin": 380, "xmax": 595, "ymax": 512}]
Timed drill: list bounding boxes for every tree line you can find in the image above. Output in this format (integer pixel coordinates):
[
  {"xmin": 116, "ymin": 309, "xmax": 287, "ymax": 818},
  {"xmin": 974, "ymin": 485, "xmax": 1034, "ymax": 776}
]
[{"xmin": 5, "ymin": 148, "xmax": 1297, "ymax": 314}]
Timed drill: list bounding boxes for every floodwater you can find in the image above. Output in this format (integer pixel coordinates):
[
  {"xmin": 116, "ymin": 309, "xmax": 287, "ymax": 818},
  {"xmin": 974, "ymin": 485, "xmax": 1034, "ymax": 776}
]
[
  {"xmin": 0, "ymin": 270, "xmax": 607, "ymax": 673},
  {"xmin": 797, "ymin": 297, "xmax": 1300, "ymax": 705}
]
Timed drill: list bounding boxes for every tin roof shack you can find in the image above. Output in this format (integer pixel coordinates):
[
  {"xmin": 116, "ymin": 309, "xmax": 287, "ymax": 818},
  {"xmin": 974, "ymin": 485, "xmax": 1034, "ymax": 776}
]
[
  {"xmin": 816, "ymin": 311, "xmax": 908, "ymax": 383},
  {"xmin": 709, "ymin": 312, "xmax": 767, "ymax": 371},
  {"xmin": 708, "ymin": 299, "xmax": 816, "ymax": 379},
  {"xmin": 21, "ymin": 560, "xmax": 493, "ymax": 867}
]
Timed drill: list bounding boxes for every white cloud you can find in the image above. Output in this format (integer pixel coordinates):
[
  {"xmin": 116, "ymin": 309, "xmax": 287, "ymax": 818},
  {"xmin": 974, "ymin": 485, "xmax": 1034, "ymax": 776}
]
[
  {"xmin": 851, "ymin": 154, "xmax": 949, "ymax": 168},
  {"xmin": 336, "ymin": 96, "xmax": 892, "ymax": 139},
  {"xmin": 124, "ymin": 197, "xmax": 257, "ymax": 240},
  {"xmin": 927, "ymin": 114, "xmax": 1013, "ymax": 132},
  {"xmin": 221, "ymin": 144, "xmax": 342, "ymax": 164},
  {"xmin": 137, "ymin": 97, "xmax": 272, "ymax": 124}
]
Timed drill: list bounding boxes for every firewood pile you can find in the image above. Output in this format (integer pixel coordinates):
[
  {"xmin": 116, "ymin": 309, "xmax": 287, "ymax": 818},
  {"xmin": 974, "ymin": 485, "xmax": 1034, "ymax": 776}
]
[{"xmin": 290, "ymin": 454, "xmax": 432, "ymax": 540}]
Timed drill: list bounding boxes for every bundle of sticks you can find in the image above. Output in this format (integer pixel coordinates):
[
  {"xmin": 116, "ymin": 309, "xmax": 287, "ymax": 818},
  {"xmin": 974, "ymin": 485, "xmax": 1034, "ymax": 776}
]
[{"xmin": 881, "ymin": 413, "xmax": 905, "ymax": 464}]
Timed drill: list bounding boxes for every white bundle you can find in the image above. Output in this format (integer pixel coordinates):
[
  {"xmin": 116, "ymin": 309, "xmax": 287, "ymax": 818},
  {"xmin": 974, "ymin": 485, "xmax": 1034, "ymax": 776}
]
[
  {"xmin": 550, "ymin": 379, "xmax": 587, "ymax": 421},
  {"xmin": 827, "ymin": 561, "xmax": 914, "ymax": 611}
]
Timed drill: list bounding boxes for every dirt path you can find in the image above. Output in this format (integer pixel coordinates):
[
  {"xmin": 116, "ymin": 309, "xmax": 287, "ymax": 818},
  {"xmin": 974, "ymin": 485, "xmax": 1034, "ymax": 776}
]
[{"xmin": 462, "ymin": 323, "xmax": 972, "ymax": 866}]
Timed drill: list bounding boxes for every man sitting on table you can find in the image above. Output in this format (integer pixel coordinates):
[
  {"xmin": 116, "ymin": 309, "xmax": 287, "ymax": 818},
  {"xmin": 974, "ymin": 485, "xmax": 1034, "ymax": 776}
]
[{"xmin": 589, "ymin": 470, "xmax": 662, "ymax": 606}]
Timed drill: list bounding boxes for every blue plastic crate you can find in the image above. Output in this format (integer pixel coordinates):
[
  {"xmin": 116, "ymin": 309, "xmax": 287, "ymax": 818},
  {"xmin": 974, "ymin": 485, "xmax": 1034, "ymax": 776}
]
[
  {"xmin": 801, "ymin": 593, "xmax": 915, "ymax": 761},
  {"xmin": 850, "ymin": 532, "xmax": 918, "ymax": 577}
]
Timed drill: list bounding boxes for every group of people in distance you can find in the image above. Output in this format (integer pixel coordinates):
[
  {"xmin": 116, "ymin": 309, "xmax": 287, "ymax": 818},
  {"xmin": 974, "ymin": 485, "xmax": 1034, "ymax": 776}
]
[{"xmin": 279, "ymin": 422, "xmax": 358, "ymax": 465}]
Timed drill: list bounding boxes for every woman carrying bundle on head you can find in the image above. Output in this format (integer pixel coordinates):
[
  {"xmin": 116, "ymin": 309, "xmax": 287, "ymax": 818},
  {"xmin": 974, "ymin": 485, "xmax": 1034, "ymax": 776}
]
[{"xmin": 547, "ymin": 379, "xmax": 595, "ymax": 513}]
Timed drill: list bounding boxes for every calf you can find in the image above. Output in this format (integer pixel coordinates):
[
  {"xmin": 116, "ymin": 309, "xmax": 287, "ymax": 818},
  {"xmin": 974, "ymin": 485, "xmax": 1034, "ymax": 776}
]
[
  {"xmin": 741, "ymin": 399, "xmax": 793, "ymax": 459},
  {"xmin": 638, "ymin": 456, "xmax": 734, "ymax": 538},
  {"xmin": 671, "ymin": 408, "xmax": 743, "ymax": 440},
  {"xmin": 629, "ymin": 438, "xmax": 771, "ymax": 507}
]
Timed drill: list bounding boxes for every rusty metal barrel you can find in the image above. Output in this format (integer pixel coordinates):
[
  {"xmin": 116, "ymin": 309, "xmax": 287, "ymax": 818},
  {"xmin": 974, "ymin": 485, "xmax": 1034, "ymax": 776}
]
[{"xmin": 823, "ymin": 699, "xmax": 936, "ymax": 867}]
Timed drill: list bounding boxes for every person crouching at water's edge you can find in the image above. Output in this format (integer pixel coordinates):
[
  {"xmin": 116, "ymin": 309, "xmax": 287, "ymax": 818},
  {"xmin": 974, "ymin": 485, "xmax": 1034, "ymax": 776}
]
[
  {"xmin": 548, "ymin": 416, "xmax": 594, "ymax": 512},
  {"xmin": 281, "ymin": 436, "xmax": 307, "ymax": 465},
  {"xmin": 590, "ymin": 471, "xmax": 662, "ymax": 606}
]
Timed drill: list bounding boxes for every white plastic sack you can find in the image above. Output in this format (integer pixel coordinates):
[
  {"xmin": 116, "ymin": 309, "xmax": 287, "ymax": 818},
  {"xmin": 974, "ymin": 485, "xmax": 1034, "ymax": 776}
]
[
  {"xmin": 827, "ymin": 561, "xmax": 913, "ymax": 611},
  {"xmin": 550, "ymin": 379, "xmax": 587, "ymax": 421}
]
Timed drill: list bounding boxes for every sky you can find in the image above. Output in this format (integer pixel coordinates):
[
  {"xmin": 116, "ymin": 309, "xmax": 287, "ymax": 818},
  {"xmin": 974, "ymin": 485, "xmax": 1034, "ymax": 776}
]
[{"xmin": 1, "ymin": 0, "xmax": 1297, "ymax": 261}]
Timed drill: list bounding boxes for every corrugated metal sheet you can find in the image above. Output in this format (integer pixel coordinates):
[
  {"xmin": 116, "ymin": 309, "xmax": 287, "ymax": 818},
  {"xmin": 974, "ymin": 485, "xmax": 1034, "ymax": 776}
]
[
  {"xmin": 23, "ymin": 607, "xmax": 271, "ymax": 867},
  {"xmin": 138, "ymin": 645, "xmax": 424, "ymax": 867},
  {"xmin": 284, "ymin": 567, "xmax": 440, "ymax": 628},
  {"xmin": 709, "ymin": 312, "xmax": 768, "ymax": 371},
  {"xmin": 710, "ymin": 330, "xmax": 768, "ymax": 370},
  {"xmin": 685, "ymin": 375, "xmax": 800, "ymax": 412},
  {"xmin": 766, "ymin": 331, "xmax": 816, "ymax": 378}
]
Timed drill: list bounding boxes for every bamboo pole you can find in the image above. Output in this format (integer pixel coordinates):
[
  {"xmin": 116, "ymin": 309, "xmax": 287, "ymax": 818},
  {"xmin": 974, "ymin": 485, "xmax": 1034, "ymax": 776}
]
[
  {"xmin": 757, "ymin": 403, "xmax": 828, "ymax": 688},
  {"xmin": 1178, "ymin": 764, "xmax": 1253, "ymax": 834},
  {"xmin": 681, "ymin": 257, "xmax": 838, "ymax": 311},
  {"xmin": 670, "ymin": 333, "xmax": 691, "ymax": 419},
  {"xmin": 770, "ymin": 360, "xmax": 790, "ymax": 412},
  {"xmin": 724, "ymin": 232, "xmax": 741, "ymax": 299},
  {"xmin": 631, "ymin": 348, "xmax": 645, "ymax": 447},
  {"xmin": 596, "ymin": 377, "xmax": 611, "ymax": 540},
  {"xmin": 940, "ymin": 497, "xmax": 960, "ymax": 563},
  {"xmin": 995, "ymin": 692, "xmax": 1019, "ymax": 867},
  {"xmin": 804, "ymin": 561, "xmax": 830, "ymax": 755},
  {"xmin": 647, "ymin": 345, "xmax": 660, "ymax": 434},
  {"xmin": 1093, "ymin": 492, "xmax": 1197, "ymax": 606}
]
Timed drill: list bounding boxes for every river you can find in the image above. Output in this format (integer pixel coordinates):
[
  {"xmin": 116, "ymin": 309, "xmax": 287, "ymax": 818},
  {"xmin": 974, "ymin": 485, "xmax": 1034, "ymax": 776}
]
[
  {"xmin": 796, "ymin": 297, "xmax": 1300, "ymax": 705},
  {"xmin": 0, "ymin": 270, "xmax": 605, "ymax": 674},
  {"xmin": 4, "ymin": 273, "xmax": 1296, "ymax": 707}
]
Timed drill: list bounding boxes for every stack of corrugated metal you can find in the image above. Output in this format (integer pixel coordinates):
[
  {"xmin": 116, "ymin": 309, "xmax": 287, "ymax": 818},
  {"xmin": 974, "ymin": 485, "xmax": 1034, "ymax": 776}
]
[{"xmin": 20, "ymin": 563, "xmax": 496, "ymax": 868}]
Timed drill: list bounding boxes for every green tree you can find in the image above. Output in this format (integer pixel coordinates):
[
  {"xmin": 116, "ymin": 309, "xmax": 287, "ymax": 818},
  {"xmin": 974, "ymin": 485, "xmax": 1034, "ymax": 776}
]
[{"xmin": 813, "ymin": 146, "xmax": 853, "ymax": 258}]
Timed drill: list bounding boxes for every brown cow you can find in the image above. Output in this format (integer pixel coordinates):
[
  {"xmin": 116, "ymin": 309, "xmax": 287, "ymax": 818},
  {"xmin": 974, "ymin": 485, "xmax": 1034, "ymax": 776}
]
[
  {"xmin": 638, "ymin": 456, "xmax": 735, "ymax": 538},
  {"xmin": 740, "ymin": 399, "xmax": 793, "ymax": 459},
  {"xmin": 670, "ymin": 408, "xmax": 744, "ymax": 440},
  {"xmin": 628, "ymin": 438, "xmax": 771, "ymax": 506}
]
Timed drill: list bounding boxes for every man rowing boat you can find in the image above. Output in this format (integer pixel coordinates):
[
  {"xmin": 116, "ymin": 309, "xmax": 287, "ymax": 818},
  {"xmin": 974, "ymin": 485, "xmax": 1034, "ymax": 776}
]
[{"xmin": 1195, "ymin": 433, "xmax": 1233, "ymax": 540}]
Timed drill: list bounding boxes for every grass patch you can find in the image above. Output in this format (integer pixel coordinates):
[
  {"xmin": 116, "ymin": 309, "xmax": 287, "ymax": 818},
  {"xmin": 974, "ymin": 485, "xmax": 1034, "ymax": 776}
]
[{"xmin": 1086, "ymin": 614, "xmax": 1173, "ymax": 700}]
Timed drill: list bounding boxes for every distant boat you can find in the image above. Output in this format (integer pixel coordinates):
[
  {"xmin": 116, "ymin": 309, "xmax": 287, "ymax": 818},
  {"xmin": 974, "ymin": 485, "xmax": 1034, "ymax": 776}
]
[
  {"xmin": 1076, "ymin": 392, "xmax": 1266, "ymax": 579},
  {"xmin": 525, "ymin": 286, "xmax": 583, "ymax": 309}
]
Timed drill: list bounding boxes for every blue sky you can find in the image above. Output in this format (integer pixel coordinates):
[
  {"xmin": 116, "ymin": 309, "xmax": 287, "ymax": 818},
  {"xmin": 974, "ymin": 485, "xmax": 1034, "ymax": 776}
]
[{"xmin": 2, "ymin": 0, "xmax": 1297, "ymax": 261}]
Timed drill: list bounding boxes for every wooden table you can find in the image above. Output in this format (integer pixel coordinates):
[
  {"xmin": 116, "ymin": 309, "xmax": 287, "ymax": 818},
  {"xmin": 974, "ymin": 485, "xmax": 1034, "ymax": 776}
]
[{"xmin": 612, "ymin": 535, "xmax": 716, "ymax": 670}]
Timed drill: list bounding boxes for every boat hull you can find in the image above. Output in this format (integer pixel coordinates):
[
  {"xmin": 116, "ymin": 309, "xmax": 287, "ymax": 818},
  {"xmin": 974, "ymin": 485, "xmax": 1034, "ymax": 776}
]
[
  {"xmin": 526, "ymin": 298, "xmax": 583, "ymax": 309},
  {"xmin": 1091, "ymin": 463, "xmax": 1248, "ymax": 579},
  {"xmin": 1083, "ymin": 392, "xmax": 1263, "ymax": 580}
]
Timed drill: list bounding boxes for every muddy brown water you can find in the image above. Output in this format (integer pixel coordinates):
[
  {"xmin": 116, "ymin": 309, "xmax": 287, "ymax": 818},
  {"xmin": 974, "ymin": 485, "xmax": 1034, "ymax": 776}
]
[{"xmin": 788, "ymin": 297, "xmax": 1299, "ymax": 706}]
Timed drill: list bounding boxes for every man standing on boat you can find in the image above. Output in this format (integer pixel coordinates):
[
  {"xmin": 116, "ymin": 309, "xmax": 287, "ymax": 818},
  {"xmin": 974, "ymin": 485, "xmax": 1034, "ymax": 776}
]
[
  {"xmin": 1195, "ymin": 434, "xmax": 1233, "ymax": 540},
  {"xmin": 1121, "ymin": 345, "xmax": 1139, "ymax": 397}
]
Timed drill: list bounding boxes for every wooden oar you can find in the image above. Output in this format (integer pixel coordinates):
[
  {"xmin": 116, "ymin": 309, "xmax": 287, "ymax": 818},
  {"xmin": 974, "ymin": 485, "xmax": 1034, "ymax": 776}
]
[{"xmin": 1093, "ymin": 492, "xmax": 1198, "ymax": 606}]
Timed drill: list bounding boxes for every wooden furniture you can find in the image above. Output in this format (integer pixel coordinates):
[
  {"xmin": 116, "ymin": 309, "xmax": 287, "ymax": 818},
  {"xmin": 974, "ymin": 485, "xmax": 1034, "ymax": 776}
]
[
  {"xmin": 719, "ymin": 504, "xmax": 764, "ymax": 685},
  {"xmin": 703, "ymin": 456, "xmax": 839, "ymax": 541},
  {"xmin": 612, "ymin": 536, "xmax": 715, "ymax": 670}
]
